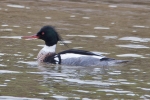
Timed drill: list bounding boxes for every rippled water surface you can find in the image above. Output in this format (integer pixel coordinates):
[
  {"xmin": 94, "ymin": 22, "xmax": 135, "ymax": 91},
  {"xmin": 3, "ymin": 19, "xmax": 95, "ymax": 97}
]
[{"xmin": 0, "ymin": 0, "xmax": 150, "ymax": 100}]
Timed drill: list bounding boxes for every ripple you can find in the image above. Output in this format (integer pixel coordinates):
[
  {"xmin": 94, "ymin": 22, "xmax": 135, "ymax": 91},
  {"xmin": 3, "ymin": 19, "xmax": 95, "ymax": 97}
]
[
  {"xmin": 66, "ymin": 35, "xmax": 97, "ymax": 37},
  {"xmin": 11, "ymin": 78, "xmax": 16, "ymax": 80},
  {"xmin": 51, "ymin": 95, "xmax": 68, "ymax": 100},
  {"xmin": 126, "ymin": 93, "xmax": 136, "ymax": 96},
  {"xmin": 106, "ymin": 93, "xmax": 114, "ymax": 96},
  {"xmin": 132, "ymin": 30, "xmax": 137, "ymax": 32},
  {"xmin": 111, "ymin": 22, "xmax": 115, "ymax": 24},
  {"xmin": 17, "ymin": 61, "xmax": 38, "ymax": 66},
  {"xmin": 97, "ymin": 89, "xmax": 132, "ymax": 93},
  {"xmin": 120, "ymin": 82, "xmax": 136, "ymax": 85},
  {"xmin": 140, "ymin": 88, "xmax": 150, "ymax": 91},
  {"xmin": 37, "ymin": 45, "xmax": 45, "ymax": 47},
  {"xmin": 82, "ymin": 17, "xmax": 90, "ymax": 19},
  {"xmin": 60, "ymin": 40, "xmax": 72, "ymax": 44},
  {"xmin": 28, "ymin": 32, "xmax": 32, "ymax": 33},
  {"xmin": 1, "ymin": 24, "xmax": 8, "ymax": 27},
  {"xmin": 73, "ymin": 90, "xmax": 90, "ymax": 93},
  {"xmin": 13, "ymin": 25, "xmax": 20, "ymax": 27},
  {"xmin": 70, "ymin": 15, "xmax": 76, "ymax": 18},
  {"xmin": 27, "ymin": 26, "xmax": 31, "ymax": 28},
  {"xmin": 130, "ymin": 68, "xmax": 140, "ymax": 71},
  {"xmin": 82, "ymin": 98, "xmax": 92, "ymax": 100},
  {"xmin": 116, "ymin": 54, "xmax": 145, "ymax": 58},
  {"xmin": 45, "ymin": 17, "xmax": 51, "ymax": 19},
  {"xmin": 140, "ymin": 95, "xmax": 150, "ymax": 99},
  {"xmin": 27, "ymin": 72, "xmax": 68, "ymax": 77},
  {"xmin": 0, "ymin": 36, "xmax": 21, "ymax": 39},
  {"xmin": 5, "ymin": 80, "xmax": 11, "ymax": 82},
  {"xmin": 92, "ymin": 51, "xmax": 109, "ymax": 55},
  {"xmin": 13, "ymin": 54, "xmax": 23, "ymax": 56},
  {"xmin": 103, "ymin": 36, "xmax": 118, "ymax": 39},
  {"xmin": 0, "ymin": 53, "xmax": 5, "ymax": 56},
  {"xmin": 7, "ymin": 4, "xmax": 25, "ymax": 8},
  {"xmin": 108, "ymin": 5, "xmax": 117, "ymax": 8},
  {"xmin": 117, "ymin": 79, "xmax": 127, "ymax": 82},
  {"xmin": 144, "ymin": 95, "xmax": 150, "ymax": 98},
  {"xmin": 0, "ymin": 70, "xmax": 21, "ymax": 74},
  {"xmin": 0, "ymin": 29, "xmax": 13, "ymax": 32},
  {"xmin": 25, "ymin": 7, "xmax": 30, "ymax": 9},
  {"xmin": 133, "ymin": 25, "xmax": 149, "ymax": 28},
  {"xmin": 39, "ymin": 92, "xmax": 49, "ymax": 95},
  {"xmin": 73, "ymin": 47, "xmax": 83, "ymax": 49},
  {"xmin": 94, "ymin": 27, "xmax": 110, "ymax": 30},
  {"xmin": 116, "ymin": 44, "xmax": 149, "ymax": 48},
  {"xmin": 0, "ymin": 64, "xmax": 6, "ymax": 67},
  {"xmin": 0, "ymin": 96, "xmax": 42, "ymax": 100},
  {"xmin": 108, "ymin": 72, "xmax": 121, "ymax": 75},
  {"xmin": 0, "ymin": 84, "xmax": 7, "ymax": 87},
  {"xmin": 119, "ymin": 37, "xmax": 150, "ymax": 42}
]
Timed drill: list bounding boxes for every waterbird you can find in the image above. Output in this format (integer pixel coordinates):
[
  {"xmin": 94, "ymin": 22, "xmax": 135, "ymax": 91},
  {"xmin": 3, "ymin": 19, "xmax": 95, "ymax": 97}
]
[{"xmin": 22, "ymin": 25, "xmax": 129, "ymax": 67}]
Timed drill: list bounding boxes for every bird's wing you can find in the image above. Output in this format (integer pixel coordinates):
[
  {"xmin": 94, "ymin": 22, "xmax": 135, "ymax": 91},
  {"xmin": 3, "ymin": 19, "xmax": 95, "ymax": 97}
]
[{"xmin": 58, "ymin": 49, "xmax": 105, "ymax": 57}]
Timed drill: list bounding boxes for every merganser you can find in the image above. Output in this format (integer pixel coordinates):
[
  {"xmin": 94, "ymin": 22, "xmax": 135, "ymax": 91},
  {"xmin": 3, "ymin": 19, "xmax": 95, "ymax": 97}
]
[{"xmin": 22, "ymin": 25, "xmax": 129, "ymax": 67}]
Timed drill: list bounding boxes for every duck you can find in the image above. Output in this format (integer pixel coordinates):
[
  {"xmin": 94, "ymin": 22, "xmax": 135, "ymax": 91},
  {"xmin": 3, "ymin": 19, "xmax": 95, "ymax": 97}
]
[{"xmin": 22, "ymin": 25, "xmax": 129, "ymax": 67}]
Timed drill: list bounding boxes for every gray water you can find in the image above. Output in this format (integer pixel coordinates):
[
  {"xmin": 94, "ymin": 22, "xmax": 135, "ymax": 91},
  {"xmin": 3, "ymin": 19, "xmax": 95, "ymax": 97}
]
[{"xmin": 0, "ymin": 0, "xmax": 150, "ymax": 100}]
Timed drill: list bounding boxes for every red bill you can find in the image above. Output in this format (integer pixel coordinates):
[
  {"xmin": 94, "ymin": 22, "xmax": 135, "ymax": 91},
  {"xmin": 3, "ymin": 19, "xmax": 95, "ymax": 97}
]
[{"xmin": 21, "ymin": 34, "xmax": 39, "ymax": 39}]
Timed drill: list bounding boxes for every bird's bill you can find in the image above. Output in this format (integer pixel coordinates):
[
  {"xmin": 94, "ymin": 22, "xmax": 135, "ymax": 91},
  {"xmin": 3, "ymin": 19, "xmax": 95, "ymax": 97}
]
[{"xmin": 21, "ymin": 34, "xmax": 39, "ymax": 39}]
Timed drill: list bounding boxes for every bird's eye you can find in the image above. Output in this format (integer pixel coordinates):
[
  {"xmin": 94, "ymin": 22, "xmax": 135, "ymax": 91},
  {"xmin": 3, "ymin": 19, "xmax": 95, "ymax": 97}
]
[{"xmin": 42, "ymin": 32, "xmax": 45, "ymax": 35}]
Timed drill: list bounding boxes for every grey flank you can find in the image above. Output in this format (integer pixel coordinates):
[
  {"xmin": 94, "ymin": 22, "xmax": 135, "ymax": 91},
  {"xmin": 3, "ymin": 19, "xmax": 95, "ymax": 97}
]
[{"xmin": 61, "ymin": 56, "xmax": 129, "ymax": 67}]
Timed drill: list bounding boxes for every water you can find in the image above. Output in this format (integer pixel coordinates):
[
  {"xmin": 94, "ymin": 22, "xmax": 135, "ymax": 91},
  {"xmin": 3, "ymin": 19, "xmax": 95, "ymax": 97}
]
[{"xmin": 0, "ymin": 0, "xmax": 150, "ymax": 99}]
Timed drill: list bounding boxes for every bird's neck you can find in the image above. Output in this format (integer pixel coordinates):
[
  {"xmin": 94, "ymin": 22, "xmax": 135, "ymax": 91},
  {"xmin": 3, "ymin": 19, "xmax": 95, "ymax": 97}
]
[
  {"xmin": 42, "ymin": 45, "xmax": 56, "ymax": 53},
  {"xmin": 37, "ymin": 44, "xmax": 56, "ymax": 63}
]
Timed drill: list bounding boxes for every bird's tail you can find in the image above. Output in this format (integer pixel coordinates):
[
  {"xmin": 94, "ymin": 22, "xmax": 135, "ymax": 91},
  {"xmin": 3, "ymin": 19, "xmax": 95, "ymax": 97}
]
[
  {"xmin": 108, "ymin": 60, "xmax": 131, "ymax": 66},
  {"xmin": 115, "ymin": 60, "xmax": 130, "ymax": 64}
]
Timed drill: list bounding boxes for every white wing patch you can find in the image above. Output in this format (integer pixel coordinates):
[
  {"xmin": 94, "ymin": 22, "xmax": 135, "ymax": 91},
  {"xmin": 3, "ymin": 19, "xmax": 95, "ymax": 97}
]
[
  {"xmin": 54, "ymin": 55, "xmax": 59, "ymax": 62},
  {"xmin": 60, "ymin": 53, "xmax": 104, "ymax": 59}
]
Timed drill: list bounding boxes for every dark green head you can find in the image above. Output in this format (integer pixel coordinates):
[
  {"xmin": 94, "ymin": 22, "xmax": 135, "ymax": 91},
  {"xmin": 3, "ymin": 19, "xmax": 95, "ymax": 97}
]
[{"xmin": 36, "ymin": 25, "xmax": 62, "ymax": 46}]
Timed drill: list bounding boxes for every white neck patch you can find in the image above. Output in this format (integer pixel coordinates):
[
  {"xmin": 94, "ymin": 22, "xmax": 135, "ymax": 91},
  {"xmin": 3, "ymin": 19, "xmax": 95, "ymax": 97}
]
[{"xmin": 42, "ymin": 45, "xmax": 56, "ymax": 53}]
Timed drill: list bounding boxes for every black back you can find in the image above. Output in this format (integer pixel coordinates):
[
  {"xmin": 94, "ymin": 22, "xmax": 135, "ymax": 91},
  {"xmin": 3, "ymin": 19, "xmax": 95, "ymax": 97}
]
[{"xmin": 58, "ymin": 49, "xmax": 102, "ymax": 56}]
